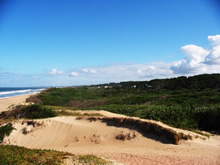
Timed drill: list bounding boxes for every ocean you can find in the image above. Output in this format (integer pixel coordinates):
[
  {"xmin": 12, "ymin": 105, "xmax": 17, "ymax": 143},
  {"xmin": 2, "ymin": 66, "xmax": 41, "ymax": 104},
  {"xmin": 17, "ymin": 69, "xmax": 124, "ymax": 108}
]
[{"xmin": 0, "ymin": 87, "xmax": 46, "ymax": 99}]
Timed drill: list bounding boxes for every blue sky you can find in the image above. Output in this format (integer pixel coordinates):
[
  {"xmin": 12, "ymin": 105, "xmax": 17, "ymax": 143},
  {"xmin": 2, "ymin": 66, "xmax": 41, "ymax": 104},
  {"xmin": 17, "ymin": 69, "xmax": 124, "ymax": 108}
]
[{"xmin": 0, "ymin": 0, "xmax": 219, "ymax": 87}]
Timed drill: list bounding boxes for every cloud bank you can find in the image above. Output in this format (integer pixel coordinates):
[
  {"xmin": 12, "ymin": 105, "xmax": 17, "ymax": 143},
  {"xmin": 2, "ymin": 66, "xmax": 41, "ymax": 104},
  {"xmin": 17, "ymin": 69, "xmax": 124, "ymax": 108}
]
[
  {"xmin": 81, "ymin": 68, "xmax": 96, "ymax": 73},
  {"xmin": 1, "ymin": 35, "xmax": 219, "ymax": 86},
  {"xmin": 171, "ymin": 35, "xmax": 220, "ymax": 74}
]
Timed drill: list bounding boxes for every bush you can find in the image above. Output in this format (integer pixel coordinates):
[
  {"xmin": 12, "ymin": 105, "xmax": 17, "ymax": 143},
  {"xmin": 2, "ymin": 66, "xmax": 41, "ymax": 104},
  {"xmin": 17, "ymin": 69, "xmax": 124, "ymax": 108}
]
[
  {"xmin": 22, "ymin": 104, "xmax": 57, "ymax": 119},
  {"xmin": 195, "ymin": 106, "xmax": 220, "ymax": 133},
  {"xmin": 0, "ymin": 123, "xmax": 14, "ymax": 143},
  {"xmin": 1, "ymin": 104, "xmax": 57, "ymax": 119},
  {"xmin": 142, "ymin": 105, "xmax": 198, "ymax": 129}
]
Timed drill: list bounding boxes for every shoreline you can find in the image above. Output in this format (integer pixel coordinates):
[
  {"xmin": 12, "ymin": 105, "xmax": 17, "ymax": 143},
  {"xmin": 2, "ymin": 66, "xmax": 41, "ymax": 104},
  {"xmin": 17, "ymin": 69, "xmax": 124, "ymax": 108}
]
[
  {"xmin": 0, "ymin": 94, "xmax": 31, "ymax": 100},
  {"xmin": 0, "ymin": 94, "xmax": 32, "ymax": 112},
  {"xmin": 0, "ymin": 88, "xmax": 46, "ymax": 100}
]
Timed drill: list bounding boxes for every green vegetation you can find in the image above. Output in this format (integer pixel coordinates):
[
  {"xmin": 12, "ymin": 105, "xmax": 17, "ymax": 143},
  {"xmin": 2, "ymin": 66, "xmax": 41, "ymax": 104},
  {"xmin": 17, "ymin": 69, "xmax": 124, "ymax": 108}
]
[
  {"xmin": 78, "ymin": 155, "xmax": 111, "ymax": 165},
  {"xmin": 27, "ymin": 74, "xmax": 220, "ymax": 133},
  {"xmin": 22, "ymin": 104, "xmax": 57, "ymax": 119},
  {"xmin": 1, "ymin": 104, "xmax": 56, "ymax": 119},
  {"xmin": 0, "ymin": 145, "xmax": 69, "ymax": 165},
  {"xmin": 0, "ymin": 145, "xmax": 111, "ymax": 165},
  {"xmin": 0, "ymin": 123, "xmax": 14, "ymax": 143}
]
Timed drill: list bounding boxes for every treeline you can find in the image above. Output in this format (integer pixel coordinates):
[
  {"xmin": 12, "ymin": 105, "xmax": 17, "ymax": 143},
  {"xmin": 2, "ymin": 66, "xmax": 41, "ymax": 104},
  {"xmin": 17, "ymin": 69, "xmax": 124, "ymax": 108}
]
[{"xmin": 94, "ymin": 74, "xmax": 220, "ymax": 91}]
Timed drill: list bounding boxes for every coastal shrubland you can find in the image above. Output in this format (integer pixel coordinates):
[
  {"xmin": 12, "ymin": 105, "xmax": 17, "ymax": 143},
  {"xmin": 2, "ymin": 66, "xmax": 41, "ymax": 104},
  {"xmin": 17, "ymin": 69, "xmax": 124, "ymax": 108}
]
[{"xmin": 27, "ymin": 74, "xmax": 220, "ymax": 133}]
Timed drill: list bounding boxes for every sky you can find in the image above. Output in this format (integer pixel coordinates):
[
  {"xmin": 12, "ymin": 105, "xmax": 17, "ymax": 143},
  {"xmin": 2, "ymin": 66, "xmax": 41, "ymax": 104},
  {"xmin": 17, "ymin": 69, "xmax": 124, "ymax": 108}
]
[{"xmin": 0, "ymin": 0, "xmax": 219, "ymax": 87}]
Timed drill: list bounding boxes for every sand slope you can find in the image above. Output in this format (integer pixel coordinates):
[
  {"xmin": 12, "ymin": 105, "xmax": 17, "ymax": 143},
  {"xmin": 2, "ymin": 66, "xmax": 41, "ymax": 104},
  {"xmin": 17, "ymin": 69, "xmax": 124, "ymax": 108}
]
[
  {"xmin": 1, "ymin": 95, "xmax": 220, "ymax": 164},
  {"xmin": 3, "ymin": 116, "xmax": 220, "ymax": 165}
]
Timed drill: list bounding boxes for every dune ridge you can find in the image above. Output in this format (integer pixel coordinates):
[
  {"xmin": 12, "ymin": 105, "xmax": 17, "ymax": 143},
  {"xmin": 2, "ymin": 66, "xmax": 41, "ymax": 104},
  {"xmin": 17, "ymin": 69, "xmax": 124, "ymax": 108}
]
[
  {"xmin": 2, "ymin": 115, "xmax": 220, "ymax": 165},
  {"xmin": 1, "ymin": 95, "xmax": 220, "ymax": 165}
]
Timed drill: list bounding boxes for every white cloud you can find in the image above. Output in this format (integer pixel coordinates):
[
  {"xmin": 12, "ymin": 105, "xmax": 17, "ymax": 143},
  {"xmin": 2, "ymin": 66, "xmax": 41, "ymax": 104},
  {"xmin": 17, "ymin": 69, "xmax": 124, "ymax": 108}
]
[
  {"xmin": 80, "ymin": 63, "xmax": 173, "ymax": 83},
  {"xmin": 82, "ymin": 68, "xmax": 89, "ymax": 73},
  {"xmin": 181, "ymin": 45, "xmax": 209, "ymax": 67},
  {"xmin": 69, "ymin": 72, "xmax": 79, "ymax": 76},
  {"xmin": 208, "ymin": 35, "xmax": 220, "ymax": 47},
  {"xmin": 171, "ymin": 35, "xmax": 220, "ymax": 74},
  {"xmin": 48, "ymin": 69, "xmax": 64, "ymax": 75},
  {"xmin": 204, "ymin": 35, "xmax": 220, "ymax": 65},
  {"xmin": 205, "ymin": 45, "xmax": 220, "ymax": 64},
  {"xmin": 137, "ymin": 69, "xmax": 142, "ymax": 74},
  {"xmin": 90, "ymin": 69, "xmax": 96, "ymax": 73},
  {"xmin": 81, "ymin": 68, "xmax": 96, "ymax": 73}
]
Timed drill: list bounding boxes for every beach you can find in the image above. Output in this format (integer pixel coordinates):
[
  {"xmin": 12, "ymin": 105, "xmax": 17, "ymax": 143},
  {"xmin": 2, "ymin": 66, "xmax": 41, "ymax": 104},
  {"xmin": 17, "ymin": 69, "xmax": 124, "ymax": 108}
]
[
  {"xmin": 1, "ymin": 95, "xmax": 220, "ymax": 165},
  {"xmin": 0, "ymin": 94, "xmax": 31, "ymax": 112}
]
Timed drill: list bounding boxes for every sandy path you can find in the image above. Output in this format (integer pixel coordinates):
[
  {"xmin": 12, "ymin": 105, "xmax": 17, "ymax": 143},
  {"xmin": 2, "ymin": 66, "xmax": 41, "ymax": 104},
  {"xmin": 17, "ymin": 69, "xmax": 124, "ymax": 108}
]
[{"xmin": 0, "ymin": 94, "xmax": 30, "ymax": 112}]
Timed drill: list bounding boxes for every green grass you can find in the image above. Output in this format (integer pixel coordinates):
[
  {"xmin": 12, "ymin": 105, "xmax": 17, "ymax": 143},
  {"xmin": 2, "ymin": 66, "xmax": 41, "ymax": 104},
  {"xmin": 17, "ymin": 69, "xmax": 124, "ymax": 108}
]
[
  {"xmin": 78, "ymin": 155, "xmax": 111, "ymax": 165},
  {"xmin": 0, "ymin": 145, "xmax": 69, "ymax": 165},
  {"xmin": 0, "ymin": 145, "xmax": 111, "ymax": 165}
]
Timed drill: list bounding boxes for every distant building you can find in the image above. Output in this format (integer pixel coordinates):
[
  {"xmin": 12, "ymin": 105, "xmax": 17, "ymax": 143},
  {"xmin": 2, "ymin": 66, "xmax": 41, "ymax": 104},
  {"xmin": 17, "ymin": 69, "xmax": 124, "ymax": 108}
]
[
  {"xmin": 145, "ymin": 84, "xmax": 152, "ymax": 88},
  {"xmin": 104, "ymin": 86, "xmax": 112, "ymax": 89}
]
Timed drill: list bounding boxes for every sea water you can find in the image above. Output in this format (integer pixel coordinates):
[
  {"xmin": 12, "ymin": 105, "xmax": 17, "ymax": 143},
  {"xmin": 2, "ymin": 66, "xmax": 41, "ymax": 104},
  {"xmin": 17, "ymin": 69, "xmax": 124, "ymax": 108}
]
[{"xmin": 0, "ymin": 87, "xmax": 46, "ymax": 99}]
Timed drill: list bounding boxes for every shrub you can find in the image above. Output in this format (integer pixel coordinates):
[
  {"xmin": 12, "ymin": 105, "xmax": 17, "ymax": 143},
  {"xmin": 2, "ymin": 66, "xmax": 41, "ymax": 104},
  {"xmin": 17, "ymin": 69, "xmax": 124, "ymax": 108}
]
[
  {"xmin": 195, "ymin": 106, "xmax": 220, "ymax": 133},
  {"xmin": 26, "ymin": 94, "xmax": 43, "ymax": 104},
  {"xmin": 22, "ymin": 104, "xmax": 57, "ymax": 119},
  {"xmin": 1, "ymin": 104, "xmax": 56, "ymax": 119},
  {"xmin": 0, "ymin": 123, "xmax": 14, "ymax": 143}
]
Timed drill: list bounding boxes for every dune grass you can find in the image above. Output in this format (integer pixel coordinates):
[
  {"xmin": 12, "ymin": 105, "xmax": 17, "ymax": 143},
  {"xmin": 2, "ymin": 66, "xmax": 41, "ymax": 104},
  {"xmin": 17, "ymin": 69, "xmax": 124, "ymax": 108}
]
[
  {"xmin": 78, "ymin": 155, "xmax": 111, "ymax": 165},
  {"xmin": 55, "ymin": 109, "xmax": 103, "ymax": 117},
  {"xmin": 0, "ymin": 145, "xmax": 111, "ymax": 165},
  {"xmin": 0, "ymin": 145, "xmax": 70, "ymax": 165}
]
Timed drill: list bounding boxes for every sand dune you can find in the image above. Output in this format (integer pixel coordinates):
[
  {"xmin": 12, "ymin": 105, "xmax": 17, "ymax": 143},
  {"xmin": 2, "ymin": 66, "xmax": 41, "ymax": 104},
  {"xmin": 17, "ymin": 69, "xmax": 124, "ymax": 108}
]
[
  {"xmin": 3, "ymin": 116, "xmax": 220, "ymax": 165},
  {"xmin": 1, "ymin": 95, "xmax": 220, "ymax": 164}
]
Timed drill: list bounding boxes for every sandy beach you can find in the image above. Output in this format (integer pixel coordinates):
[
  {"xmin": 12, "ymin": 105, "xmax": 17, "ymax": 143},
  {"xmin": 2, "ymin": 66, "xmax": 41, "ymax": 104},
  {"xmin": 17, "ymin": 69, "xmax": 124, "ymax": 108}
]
[
  {"xmin": 0, "ymin": 94, "xmax": 31, "ymax": 113},
  {"xmin": 1, "ymin": 96, "xmax": 220, "ymax": 165}
]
